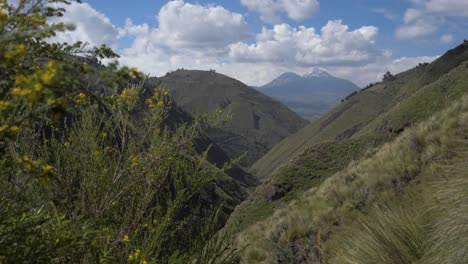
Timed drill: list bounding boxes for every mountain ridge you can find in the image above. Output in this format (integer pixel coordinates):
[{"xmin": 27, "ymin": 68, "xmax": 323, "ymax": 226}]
[
  {"xmin": 258, "ymin": 68, "xmax": 359, "ymax": 120},
  {"xmin": 148, "ymin": 69, "xmax": 309, "ymax": 167}
]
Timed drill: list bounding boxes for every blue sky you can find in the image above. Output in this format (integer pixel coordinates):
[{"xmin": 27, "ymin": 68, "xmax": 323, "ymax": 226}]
[{"xmin": 50, "ymin": 0, "xmax": 468, "ymax": 86}]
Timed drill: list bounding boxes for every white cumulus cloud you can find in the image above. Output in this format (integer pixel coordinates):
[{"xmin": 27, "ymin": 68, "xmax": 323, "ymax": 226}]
[
  {"xmin": 229, "ymin": 20, "xmax": 382, "ymax": 67},
  {"xmin": 49, "ymin": 2, "xmax": 120, "ymax": 48},
  {"xmin": 396, "ymin": 0, "xmax": 467, "ymax": 41},
  {"xmin": 154, "ymin": 0, "xmax": 250, "ymax": 49},
  {"xmin": 240, "ymin": 0, "xmax": 319, "ymax": 24}
]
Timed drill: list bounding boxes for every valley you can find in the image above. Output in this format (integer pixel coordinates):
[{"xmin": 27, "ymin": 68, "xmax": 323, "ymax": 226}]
[{"xmin": 1, "ymin": 1, "xmax": 467, "ymax": 263}]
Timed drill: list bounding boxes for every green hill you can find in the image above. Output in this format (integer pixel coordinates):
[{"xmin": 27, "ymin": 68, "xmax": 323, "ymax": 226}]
[
  {"xmin": 229, "ymin": 41, "xmax": 468, "ymax": 235},
  {"xmin": 148, "ymin": 70, "xmax": 308, "ymax": 167},
  {"xmin": 237, "ymin": 89, "xmax": 468, "ymax": 264}
]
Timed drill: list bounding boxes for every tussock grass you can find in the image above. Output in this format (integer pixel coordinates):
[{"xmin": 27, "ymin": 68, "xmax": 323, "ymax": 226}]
[
  {"xmin": 420, "ymin": 159, "xmax": 468, "ymax": 264},
  {"xmin": 236, "ymin": 94, "xmax": 468, "ymax": 263}
]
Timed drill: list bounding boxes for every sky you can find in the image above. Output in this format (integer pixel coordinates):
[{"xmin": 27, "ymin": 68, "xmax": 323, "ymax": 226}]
[{"xmin": 45, "ymin": 0, "xmax": 468, "ymax": 86}]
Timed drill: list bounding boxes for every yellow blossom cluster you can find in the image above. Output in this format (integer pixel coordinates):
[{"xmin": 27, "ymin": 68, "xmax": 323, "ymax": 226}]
[
  {"xmin": 128, "ymin": 67, "xmax": 140, "ymax": 78},
  {"xmin": 14, "ymin": 155, "xmax": 55, "ymax": 179},
  {"xmin": 113, "ymin": 87, "xmax": 139, "ymax": 110},
  {"xmin": 0, "ymin": 124, "xmax": 20, "ymax": 139},
  {"xmin": 9, "ymin": 61, "xmax": 59, "ymax": 105},
  {"xmin": 74, "ymin": 92, "xmax": 88, "ymax": 105},
  {"xmin": 0, "ymin": 100, "xmax": 11, "ymax": 111},
  {"xmin": 131, "ymin": 156, "xmax": 140, "ymax": 168},
  {"xmin": 127, "ymin": 249, "xmax": 148, "ymax": 264},
  {"xmin": 145, "ymin": 89, "xmax": 170, "ymax": 110},
  {"xmin": 4, "ymin": 43, "xmax": 26, "ymax": 61}
]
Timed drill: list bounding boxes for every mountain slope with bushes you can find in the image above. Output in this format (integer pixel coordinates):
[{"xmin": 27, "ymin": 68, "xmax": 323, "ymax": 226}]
[{"xmin": 149, "ymin": 70, "xmax": 308, "ymax": 167}]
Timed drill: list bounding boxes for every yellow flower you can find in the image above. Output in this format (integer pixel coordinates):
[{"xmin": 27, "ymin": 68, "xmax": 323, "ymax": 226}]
[
  {"xmin": 131, "ymin": 156, "xmax": 140, "ymax": 167},
  {"xmin": 140, "ymin": 260, "xmax": 148, "ymax": 264},
  {"xmin": 5, "ymin": 44, "xmax": 26, "ymax": 60},
  {"xmin": 129, "ymin": 67, "xmax": 139, "ymax": 77},
  {"xmin": 41, "ymin": 61, "xmax": 57, "ymax": 83},
  {"xmin": 11, "ymin": 87, "xmax": 32, "ymax": 97},
  {"xmin": 0, "ymin": 100, "xmax": 10, "ymax": 110},
  {"xmin": 9, "ymin": 125, "xmax": 19, "ymax": 133},
  {"xmin": 146, "ymin": 98, "xmax": 156, "ymax": 109},
  {"xmin": 34, "ymin": 83, "xmax": 43, "ymax": 92},
  {"xmin": 163, "ymin": 91, "xmax": 169, "ymax": 97},
  {"xmin": 15, "ymin": 74, "xmax": 28, "ymax": 85},
  {"xmin": 46, "ymin": 98, "xmax": 56, "ymax": 105},
  {"xmin": 0, "ymin": 125, "xmax": 8, "ymax": 133},
  {"xmin": 123, "ymin": 235, "xmax": 130, "ymax": 242},
  {"xmin": 156, "ymin": 101, "xmax": 164, "ymax": 108},
  {"xmin": 42, "ymin": 165, "xmax": 54, "ymax": 174},
  {"xmin": 127, "ymin": 254, "xmax": 135, "ymax": 262},
  {"xmin": 134, "ymin": 249, "xmax": 141, "ymax": 258},
  {"xmin": 75, "ymin": 92, "xmax": 87, "ymax": 104}
]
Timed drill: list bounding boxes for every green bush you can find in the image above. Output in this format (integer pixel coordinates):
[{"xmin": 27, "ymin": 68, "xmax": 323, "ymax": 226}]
[{"xmin": 0, "ymin": 1, "xmax": 236, "ymax": 263}]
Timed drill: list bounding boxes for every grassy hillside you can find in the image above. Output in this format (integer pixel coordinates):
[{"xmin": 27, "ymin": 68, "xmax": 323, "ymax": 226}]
[
  {"xmin": 236, "ymin": 82, "xmax": 468, "ymax": 264},
  {"xmin": 251, "ymin": 41, "xmax": 468, "ymax": 181},
  {"xmin": 230, "ymin": 41, "xmax": 468, "ymax": 234},
  {"xmin": 149, "ymin": 70, "xmax": 308, "ymax": 167}
]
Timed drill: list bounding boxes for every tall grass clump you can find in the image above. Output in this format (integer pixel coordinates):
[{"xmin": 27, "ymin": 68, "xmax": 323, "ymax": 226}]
[
  {"xmin": 237, "ymin": 93, "xmax": 468, "ymax": 263},
  {"xmin": 330, "ymin": 201, "xmax": 428, "ymax": 264},
  {"xmin": 420, "ymin": 159, "xmax": 468, "ymax": 264}
]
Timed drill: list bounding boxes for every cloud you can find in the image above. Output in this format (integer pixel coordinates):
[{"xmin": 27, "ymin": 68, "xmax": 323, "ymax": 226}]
[
  {"xmin": 396, "ymin": 12, "xmax": 439, "ymax": 40},
  {"xmin": 440, "ymin": 34, "xmax": 454, "ymax": 43},
  {"xmin": 229, "ymin": 20, "xmax": 382, "ymax": 67},
  {"xmin": 153, "ymin": 0, "xmax": 250, "ymax": 50},
  {"xmin": 328, "ymin": 55, "xmax": 438, "ymax": 86},
  {"xmin": 396, "ymin": 0, "xmax": 467, "ymax": 41},
  {"xmin": 240, "ymin": 0, "xmax": 319, "ymax": 24},
  {"xmin": 119, "ymin": 18, "xmax": 149, "ymax": 37},
  {"xmin": 118, "ymin": 0, "xmax": 251, "ymax": 77},
  {"xmin": 372, "ymin": 8, "xmax": 398, "ymax": 21},
  {"xmin": 425, "ymin": 0, "xmax": 468, "ymax": 16},
  {"xmin": 49, "ymin": 2, "xmax": 120, "ymax": 48}
]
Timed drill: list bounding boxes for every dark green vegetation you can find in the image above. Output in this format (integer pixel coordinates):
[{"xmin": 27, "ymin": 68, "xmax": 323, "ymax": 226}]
[
  {"xmin": 229, "ymin": 41, "xmax": 468, "ymax": 263},
  {"xmin": 258, "ymin": 69, "xmax": 358, "ymax": 120},
  {"xmin": 149, "ymin": 70, "xmax": 308, "ymax": 167},
  {"xmin": 0, "ymin": 1, "xmax": 248, "ymax": 263}
]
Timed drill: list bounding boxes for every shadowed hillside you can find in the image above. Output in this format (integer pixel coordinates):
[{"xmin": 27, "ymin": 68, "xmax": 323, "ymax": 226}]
[{"xmin": 149, "ymin": 70, "xmax": 308, "ymax": 167}]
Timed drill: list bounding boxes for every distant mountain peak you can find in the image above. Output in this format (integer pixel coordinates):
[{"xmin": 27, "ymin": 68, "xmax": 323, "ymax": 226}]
[
  {"xmin": 266, "ymin": 72, "xmax": 302, "ymax": 87},
  {"xmin": 303, "ymin": 67, "xmax": 331, "ymax": 78}
]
